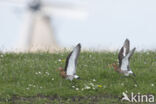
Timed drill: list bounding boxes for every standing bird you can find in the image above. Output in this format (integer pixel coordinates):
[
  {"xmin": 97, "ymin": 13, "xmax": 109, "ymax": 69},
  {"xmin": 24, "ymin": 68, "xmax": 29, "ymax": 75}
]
[
  {"xmin": 112, "ymin": 39, "xmax": 136, "ymax": 76},
  {"xmin": 58, "ymin": 43, "xmax": 81, "ymax": 81}
]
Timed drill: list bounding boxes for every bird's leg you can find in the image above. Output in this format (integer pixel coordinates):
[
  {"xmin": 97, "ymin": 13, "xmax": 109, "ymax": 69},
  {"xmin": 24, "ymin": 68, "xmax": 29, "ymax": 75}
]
[
  {"xmin": 132, "ymin": 73, "xmax": 136, "ymax": 77},
  {"xmin": 129, "ymin": 76, "xmax": 139, "ymax": 87}
]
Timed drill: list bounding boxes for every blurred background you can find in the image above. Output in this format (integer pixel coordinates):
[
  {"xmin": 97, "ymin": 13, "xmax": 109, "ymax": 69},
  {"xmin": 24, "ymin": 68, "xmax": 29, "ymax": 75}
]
[{"xmin": 0, "ymin": 0, "xmax": 156, "ymax": 52}]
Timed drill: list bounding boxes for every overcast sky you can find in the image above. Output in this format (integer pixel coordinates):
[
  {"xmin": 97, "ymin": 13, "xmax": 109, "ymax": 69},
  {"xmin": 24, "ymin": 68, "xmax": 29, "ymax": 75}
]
[{"xmin": 0, "ymin": 0, "xmax": 156, "ymax": 51}]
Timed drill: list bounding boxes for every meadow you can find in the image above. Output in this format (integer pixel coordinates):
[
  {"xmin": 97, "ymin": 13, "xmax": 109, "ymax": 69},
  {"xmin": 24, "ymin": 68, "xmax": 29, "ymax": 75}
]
[{"xmin": 0, "ymin": 51, "xmax": 155, "ymax": 104}]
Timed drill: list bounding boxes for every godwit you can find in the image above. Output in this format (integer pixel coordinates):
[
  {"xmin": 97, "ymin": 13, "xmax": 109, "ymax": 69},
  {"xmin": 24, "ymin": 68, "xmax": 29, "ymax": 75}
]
[
  {"xmin": 112, "ymin": 39, "xmax": 136, "ymax": 77},
  {"xmin": 58, "ymin": 43, "xmax": 81, "ymax": 81}
]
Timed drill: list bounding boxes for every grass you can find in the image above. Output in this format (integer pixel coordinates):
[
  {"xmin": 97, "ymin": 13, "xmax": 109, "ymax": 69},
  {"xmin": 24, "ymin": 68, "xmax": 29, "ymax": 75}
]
[{"xmin": 0, "ymin": 51, "xmax": 156, "ymax": 104}]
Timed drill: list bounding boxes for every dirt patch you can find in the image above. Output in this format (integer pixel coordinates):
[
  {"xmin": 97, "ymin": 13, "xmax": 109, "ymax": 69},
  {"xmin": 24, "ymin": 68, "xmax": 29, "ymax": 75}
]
[{"xmin": 0, "ymin": 94, "xmax": 120, "ymax": 104}]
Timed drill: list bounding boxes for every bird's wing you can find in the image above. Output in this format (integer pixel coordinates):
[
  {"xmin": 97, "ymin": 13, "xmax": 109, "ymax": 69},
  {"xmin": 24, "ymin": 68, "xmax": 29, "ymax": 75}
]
[
  {"xmin": 120, "ymin": 57, "xmax": 129, "ymax": 71},
  {"xmin": 118, "ymin": 39, "xmax": 130, "ymax": 67},
  {"xmin": 118, "ymin": 47, "xmax": 124, "ymax": 67},
  {"xmin": 127, "ymin": 48, "xmax": 136, "ymax": 60},
  {"xmin": 123, "ymin": 39, "xmax": 130, "ymax": 56},
  {"xmin": 127, "ymin": 48, "xmax": 136, "ymax": 71},
  {"xmin": 121, "ymin": 48, "xmax": 136, "ymax": 71},
  {"xmin": 64, "ymin": 52, "xmax": 72, "ymax": 72},
  {"xmin": 65, "ymin": 43, "xmax": 81, "ymax": 76}
]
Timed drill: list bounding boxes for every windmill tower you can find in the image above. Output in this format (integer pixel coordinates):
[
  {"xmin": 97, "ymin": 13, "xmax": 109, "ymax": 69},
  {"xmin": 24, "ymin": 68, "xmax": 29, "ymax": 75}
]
[
  {"xmin": 18, "ymin": 0, "xmax": 58, "ymax": 52},
  {"xmin": 15, "ymin": 0, "xmax": 88, "ymax": 52}
]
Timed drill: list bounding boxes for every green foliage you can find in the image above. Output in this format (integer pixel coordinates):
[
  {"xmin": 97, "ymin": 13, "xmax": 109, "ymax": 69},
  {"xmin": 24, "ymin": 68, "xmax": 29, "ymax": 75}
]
[{"xmin": 0, "ymin": 51, "xmax": 155, "ymax": 103}]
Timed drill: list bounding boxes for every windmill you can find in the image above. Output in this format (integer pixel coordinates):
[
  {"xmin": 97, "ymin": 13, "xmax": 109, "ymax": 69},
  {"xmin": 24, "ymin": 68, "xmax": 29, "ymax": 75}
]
[{"xmin": 1, "ymin": 0, "xmax": 88, "ymax": 52}]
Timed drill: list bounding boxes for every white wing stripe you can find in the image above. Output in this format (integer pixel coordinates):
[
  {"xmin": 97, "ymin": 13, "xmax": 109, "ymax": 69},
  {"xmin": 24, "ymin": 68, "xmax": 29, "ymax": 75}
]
[
  {"xmin": 123, "ymin": 47, "xmax": 126, "ymax": 56},
  {"xmin": 66, "ymin": 44, "xmax": 80, "ymax": 76}
]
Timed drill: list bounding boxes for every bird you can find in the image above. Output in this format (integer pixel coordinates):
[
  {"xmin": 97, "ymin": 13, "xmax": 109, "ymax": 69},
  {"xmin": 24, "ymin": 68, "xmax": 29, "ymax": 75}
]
[
  {"xmin": 112, "ymin": 39, "xmax": 136, "ymax": 77},
  {"xmin": 58, "ymin": 43, "xmax": 81, "ymax": 81}
]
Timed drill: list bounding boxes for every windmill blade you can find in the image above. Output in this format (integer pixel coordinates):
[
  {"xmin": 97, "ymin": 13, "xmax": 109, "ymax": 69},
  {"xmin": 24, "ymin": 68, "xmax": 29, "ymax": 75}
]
[
  {"xmin": 42, "ymin": 3, "xmax": 88, "ymax": 20},
  {"xmin": 0, "ymin": 0, "xmax": 26, "ymax": 4}
]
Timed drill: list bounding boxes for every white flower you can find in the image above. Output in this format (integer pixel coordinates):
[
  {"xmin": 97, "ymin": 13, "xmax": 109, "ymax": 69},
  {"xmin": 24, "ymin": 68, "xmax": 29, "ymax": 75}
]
[
  {"xmin": 52, "ymin": 78, "xmax": 54, "ymax": 81},
  {"xmin": 90, "ymin": 83, "xmax": 94, "ymax": 87},
  {"xmin": 93, "ymin": 79, "xmax": 96, "ymax": 82},
  {"xmin": 134, "ymin": 84, "xmax": 137, "ymax": 87},
  {"xmin": 151, "ymin": 84, "xmax": 154, "ymax": 87},
  {"xmin": 125, "ymin": 90, "xmax": 128, "ymax": 93},
  {"xmin": 26, "ymin": 88, "xmax": 29, "ymax": 90},
  {"xmin": 45, "ymin": 72, "xmax": 49, "ymax": 75},
  {"xmin": 85, "ymin": 86, "xmax": 91, "ymax": 90},
  {"xmin": 81, "ymin": 88, "xmax": 84, "ymax": 91},
  {"xmin": 121, "ymin": 83, "xmax": 124, "ymax": 86},
  {"xmin": 36, "ymin": 72, "xmax": 42, "ymax": 75},
  {"xmin": 0, "ymin": 55, "xmax": 3, "ymax": 58},
  {"xmin": 72, "ymin": 86, "xmax": 75, "ymax": 88},
  {"xmin": 58, "ymin": 59, "xmax": 61, "ymax": 62},
  {"xmin": 75, "ymin": 88, "xmax": 79, "ymax": 91},
  {"xmin": 92, "ymin": 87, "xmax": 95, "ymax": 90},
  {"xmin": 40, "ymin": 86, "xmax": 43, "ymax": 89}
]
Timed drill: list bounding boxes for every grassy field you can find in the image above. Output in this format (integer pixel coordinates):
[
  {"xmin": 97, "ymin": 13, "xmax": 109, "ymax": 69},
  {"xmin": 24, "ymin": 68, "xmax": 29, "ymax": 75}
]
[{"xmin": 0, "ymin": 51, "xmax": 156, "ymax": 104}]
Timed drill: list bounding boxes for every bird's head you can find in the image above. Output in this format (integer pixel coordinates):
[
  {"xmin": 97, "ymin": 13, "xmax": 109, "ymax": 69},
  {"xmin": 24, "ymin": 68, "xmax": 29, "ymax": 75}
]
[
  {"xmin": 112, "ymin": 63, "xmax": 119, "ymax": 72},
  {"xmin": 58, "ymin": 67, "xmax": 64, "ymax": 72},
  {"xmin": 57, "ymin": 67, "xmax": 66, "ymax": 78}
]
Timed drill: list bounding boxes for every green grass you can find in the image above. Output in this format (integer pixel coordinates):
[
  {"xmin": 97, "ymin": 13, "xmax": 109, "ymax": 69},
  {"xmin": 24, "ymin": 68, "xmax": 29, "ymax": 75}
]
[{"xmin": 0, "ymin": 51, "xmax": 156, "ymax": 104}]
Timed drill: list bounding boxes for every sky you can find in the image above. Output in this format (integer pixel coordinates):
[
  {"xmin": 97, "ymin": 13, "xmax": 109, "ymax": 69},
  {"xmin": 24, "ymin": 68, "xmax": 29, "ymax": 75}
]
[{"xmin": 0, "ymin": 0, "xmax": 156, "ymax": 51}]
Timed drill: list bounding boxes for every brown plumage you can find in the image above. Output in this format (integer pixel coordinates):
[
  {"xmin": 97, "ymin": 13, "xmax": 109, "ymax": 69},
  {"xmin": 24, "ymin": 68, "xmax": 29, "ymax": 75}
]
[
  {"xmin": 58, "ymin": 67, "xmax": 67, "ymax": 78},
  {"xmin": 57, "ymin": 43, "xmax": 81, "ymax": 81},
  {"xmin": 112, "ymin": 63, "xmax": 120, "ymax": 73}
]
